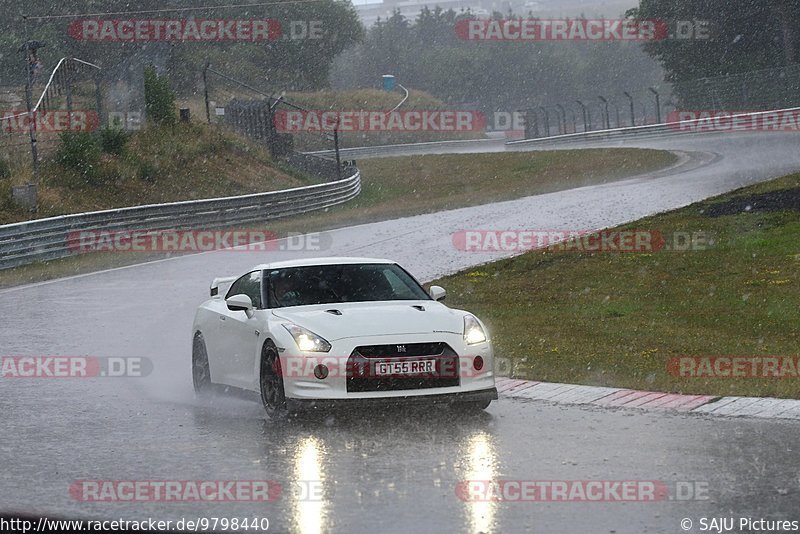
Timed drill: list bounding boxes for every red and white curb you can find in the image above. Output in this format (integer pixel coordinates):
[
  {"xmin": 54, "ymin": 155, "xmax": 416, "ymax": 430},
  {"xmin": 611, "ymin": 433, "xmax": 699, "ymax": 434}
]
[{"xmin": 496, "ymin": 378, "xmax": 800, "ymax": 421}]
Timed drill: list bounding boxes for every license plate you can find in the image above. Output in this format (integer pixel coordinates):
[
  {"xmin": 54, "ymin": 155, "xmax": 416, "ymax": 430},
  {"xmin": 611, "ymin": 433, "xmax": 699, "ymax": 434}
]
[{"xmin": 375, "ymin": 360, "xmax": 435, "ymax": 376}]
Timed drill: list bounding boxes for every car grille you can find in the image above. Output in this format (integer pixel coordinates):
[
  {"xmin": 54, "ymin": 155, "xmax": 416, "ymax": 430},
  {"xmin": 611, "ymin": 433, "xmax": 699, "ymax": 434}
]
[{"xmin": 346, "ymin": 342, "xmax": 460, "ymax": 393}]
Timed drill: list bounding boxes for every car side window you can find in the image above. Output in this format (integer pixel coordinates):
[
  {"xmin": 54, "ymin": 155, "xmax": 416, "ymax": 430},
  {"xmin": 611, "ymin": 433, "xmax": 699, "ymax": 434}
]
[{"xmin": 225, "ymin": 271, "xmax": 263, "ymax": 309}]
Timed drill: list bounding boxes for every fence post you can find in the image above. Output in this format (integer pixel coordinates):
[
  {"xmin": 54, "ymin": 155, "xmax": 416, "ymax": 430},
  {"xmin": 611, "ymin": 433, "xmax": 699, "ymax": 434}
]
[
  {"xmin": 598, "ymin": 96, "xmax": 609, "ymax": 130},
  {"xmin": 623, "ymin": 91, "xmax": 635, "ymax": 127},
  {"xmin": 21, "ymin": 17, "xmax": 39, "ymax": 200},
  {"xmin": 523, "ymin": 109, "xmax": 537, "ymax": 139},
  {"xmin": 576, "ymin": 100, "xmax": 589, "ymax": 132},
  {"xmin": 65, "ymin": 57, "xmax": 73, "ymax": 116},
  {"xmin": 334, "ymin": 125, "xmax": 341, "ymax": 181},
  {"xmin": 203, "ymin": 62, "xmax": 211, "ymax": 124},
  {"xmin": 94, "ymin": 73, "xmax": 103, "ymax": 127},
  {"xmin": 649, "ymin": 87, "xmax": 661, "ymax": 124},
  {"xmin": 555, "ymin": 104, "xmax": 566, "ymax": 135},
  {"xmin": 537, "ymin": 106, "xmax": 550, "ymax": 137}
]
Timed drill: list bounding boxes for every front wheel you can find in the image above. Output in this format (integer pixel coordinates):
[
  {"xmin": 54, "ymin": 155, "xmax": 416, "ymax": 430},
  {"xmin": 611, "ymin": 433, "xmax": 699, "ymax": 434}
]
[
  {"xmin": 192, "ymin": 333, "xmax": 212, "ymax": 396},
  {"xmin": 260, "ymin": 342, "xmax": 287, "ymax": 418}
]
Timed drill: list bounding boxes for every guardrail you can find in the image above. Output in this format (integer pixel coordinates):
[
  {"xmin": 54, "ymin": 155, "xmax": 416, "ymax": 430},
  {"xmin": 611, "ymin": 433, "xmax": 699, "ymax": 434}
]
[
  {"xmin": 307, "ymin": 138, "xmax": 504, "ymax": 160},
  {"xmin": 306, "ymin": 107, "xmax": 800, "ymax": 160},
  {"xmin": 507, "ymin": 107, "xmax": 800, "ymax": 147},
  {"xmin": 0, "ymin": 166, "xmax": 361, "ymax": 270}
]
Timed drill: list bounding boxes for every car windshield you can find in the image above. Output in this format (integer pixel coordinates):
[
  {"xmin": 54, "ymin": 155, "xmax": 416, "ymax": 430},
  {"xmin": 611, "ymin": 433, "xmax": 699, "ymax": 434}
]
[{"xmin": 267, "ymin": 263, "xmax": 430, "ymax": 308}]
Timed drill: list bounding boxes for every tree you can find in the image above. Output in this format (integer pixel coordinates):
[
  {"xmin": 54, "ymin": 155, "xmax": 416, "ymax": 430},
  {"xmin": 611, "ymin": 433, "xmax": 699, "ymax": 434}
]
[
  {"xmin": 331, "ymin": 8, "xmax": 665, "ymax": 113},
  {"xmin": 1, "ymin": 0, "xmax": 364, "ymax": 93},
  {"xmin": 144, "ymin": 66, "xmax": 176, "ymax": 125},
  {"xmin": 630, "ymin": 0, "xmax": 799, "ymax": 82}
]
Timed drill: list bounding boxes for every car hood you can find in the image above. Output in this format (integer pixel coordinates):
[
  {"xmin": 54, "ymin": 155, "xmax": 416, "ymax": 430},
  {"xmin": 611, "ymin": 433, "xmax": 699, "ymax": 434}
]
[{"xmin": 271, "ymin": 301, "xmax": 464, "ymax": 341}]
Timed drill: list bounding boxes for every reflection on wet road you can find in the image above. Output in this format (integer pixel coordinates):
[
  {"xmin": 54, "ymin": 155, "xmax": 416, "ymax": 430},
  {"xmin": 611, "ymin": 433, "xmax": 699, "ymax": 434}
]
[{"xmin": 2, "ymin": 369, "xmax": 799, "ymax": 533}]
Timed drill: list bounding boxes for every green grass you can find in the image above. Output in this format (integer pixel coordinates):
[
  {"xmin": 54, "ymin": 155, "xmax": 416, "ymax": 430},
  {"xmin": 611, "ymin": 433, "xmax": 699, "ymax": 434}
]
[
  {"xmin": 0, "ymin": 148, "xmax": 676, "ymax": 289},
  {"xmin": 269, "ymin": 148, "xmax": 677, "ymax": 230},
  {"xmin": 432, "ymin": 173, "xmax": 800, "ymax": 399}
]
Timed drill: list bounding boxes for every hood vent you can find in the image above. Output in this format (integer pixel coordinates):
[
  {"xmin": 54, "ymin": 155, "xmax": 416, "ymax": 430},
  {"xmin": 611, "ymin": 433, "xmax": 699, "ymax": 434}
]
[
  {"xmin": 411, "ymin": 305, "xmax": 425, "ymax": 311},
  {"xmin": 325, "ymin": 309, "xmax": 343, "ymax": 315}
]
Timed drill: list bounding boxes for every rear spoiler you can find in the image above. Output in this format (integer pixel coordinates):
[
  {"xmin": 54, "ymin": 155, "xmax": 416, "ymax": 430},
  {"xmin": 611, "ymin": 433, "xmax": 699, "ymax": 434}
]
[{"xmin": 210, "ymin": 276, "xmax": 238, "ymax": 297}]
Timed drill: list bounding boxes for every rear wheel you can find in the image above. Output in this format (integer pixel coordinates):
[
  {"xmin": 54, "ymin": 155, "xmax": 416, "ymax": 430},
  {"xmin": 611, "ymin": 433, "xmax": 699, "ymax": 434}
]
[
  {"xmin": 192, "ymin": 333, "xmax": 212, "ymax": 395},
  {"xmin": 260, "ymin": 341, "xmax": 287, "ymax": 418}
]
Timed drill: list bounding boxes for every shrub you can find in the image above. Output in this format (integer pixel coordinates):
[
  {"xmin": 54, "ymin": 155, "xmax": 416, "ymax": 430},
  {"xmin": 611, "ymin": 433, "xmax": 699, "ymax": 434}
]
[
  {"xmin": 144, "ymin": 66, "xmax": 176, "ymax": 126},
  {"xmin": 0, "ymin": 158, "xmax": 10, "ymax": 179},
  {"xmin": 99, "ymin": 125, "xmax": 129, "ymax": 156},
  {"xmin": 56, "ymin": 131, "xmax": 100, "ymax": 182},
  {"xmin": 0, "ymin": 179, "xmax": 11, "ymax": 206},
  {"xmin": 137, "ymin": 160, "xmax": 157, "ymax": 183}
]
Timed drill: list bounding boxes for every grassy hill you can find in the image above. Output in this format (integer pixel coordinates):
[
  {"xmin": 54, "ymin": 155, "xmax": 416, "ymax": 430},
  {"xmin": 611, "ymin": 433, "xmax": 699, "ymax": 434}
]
[{"xmin": 0, "ymin": 122, "xmax": 316, "ymax": 225}]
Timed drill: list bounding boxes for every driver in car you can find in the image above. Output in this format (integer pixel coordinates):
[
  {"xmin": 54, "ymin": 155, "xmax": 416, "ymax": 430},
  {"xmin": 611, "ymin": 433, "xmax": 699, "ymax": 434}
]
[{"xmin": 271, "ymin": 272, "xmax": 304, "ymax": 307}]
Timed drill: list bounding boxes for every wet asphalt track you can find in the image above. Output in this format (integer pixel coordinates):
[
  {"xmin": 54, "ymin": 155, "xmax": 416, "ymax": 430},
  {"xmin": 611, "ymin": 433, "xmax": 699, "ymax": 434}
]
[{"xmin": 1, "ymin": 131, "xmax": 800, "ymax": 533}]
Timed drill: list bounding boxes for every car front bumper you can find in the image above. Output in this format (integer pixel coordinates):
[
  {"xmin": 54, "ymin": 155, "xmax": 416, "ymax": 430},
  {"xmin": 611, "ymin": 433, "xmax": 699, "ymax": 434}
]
[
  {"xmin": 277, "ymin": 332, "xmax": 496, "ymax": 402},
  {"xmin": 286, "ymin": 386, "xmax": 498, "ymax": 411}
]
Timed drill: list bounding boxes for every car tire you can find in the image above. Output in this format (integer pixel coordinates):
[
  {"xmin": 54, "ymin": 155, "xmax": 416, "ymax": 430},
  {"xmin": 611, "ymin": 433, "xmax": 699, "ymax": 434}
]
[
  {"xmin": 192, "ymin": 332, "xmax": 212, "ymax": 396},
  {"xmin": 260, "ymin": 341, "xmax": 288, "ymax": 418}
]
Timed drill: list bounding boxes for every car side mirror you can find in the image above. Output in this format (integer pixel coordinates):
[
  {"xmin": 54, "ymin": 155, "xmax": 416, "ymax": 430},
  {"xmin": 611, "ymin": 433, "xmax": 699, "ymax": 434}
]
[
  {"xmin": 429, "ymin": 285, "xmax": 446, "ymax": 301},
  {"xmin": 226, "ymin": 294, "xmax": 254, "ymax": 318}
]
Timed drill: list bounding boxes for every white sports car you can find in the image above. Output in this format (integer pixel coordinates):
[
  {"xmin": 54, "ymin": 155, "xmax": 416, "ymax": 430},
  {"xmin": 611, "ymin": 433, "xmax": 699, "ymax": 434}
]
[{"xmin": 191, "ymin": 257, "xmax": 497, "ymax": 416}]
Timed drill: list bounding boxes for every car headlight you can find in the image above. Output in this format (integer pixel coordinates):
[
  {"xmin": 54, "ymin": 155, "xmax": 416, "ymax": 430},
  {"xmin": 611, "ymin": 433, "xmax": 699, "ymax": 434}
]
[
  {"xmin": 282, "ymin": 323, "xmax": 332, "ymax": 352},
  {"xmin": 463, "ymin": 315, "xmax": 487, "ymax": 345}
]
